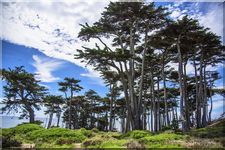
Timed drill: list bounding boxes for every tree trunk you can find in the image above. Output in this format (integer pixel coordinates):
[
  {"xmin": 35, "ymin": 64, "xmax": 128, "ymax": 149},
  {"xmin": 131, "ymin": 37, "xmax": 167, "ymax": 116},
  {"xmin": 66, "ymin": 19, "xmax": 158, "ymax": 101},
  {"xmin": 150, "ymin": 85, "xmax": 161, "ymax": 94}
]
[
  {"xmin": 161, "ymin": 51, "xmax": 169, "ymax": 126},
  {"xmin": 150, "ymin": 70, "xmax": 157, "ymax": 132},
  {"xmin": 198, "ymin": 55, "xmax": 204, "ymax": 128},
  {"xmin": 183, "ymin": 61, "xmax": 190, "ymax": 131},
  {"xmin": 129, "ymin": 27, "xmax": 142, "ymax": 130},
  {"xmin": 29, "ymin": 109, "xmax": 35, "ymax": 123},
  {"xmin": 138, "ymin": 31, "xmax": 148, "ymax": 130},
  {"xmin": 109, "ymin": 84, "xmax": 114, "ymax": 131},
  {"xmin": 47, "ymin": 112, "xmax": 53, "ymax": 129},
  {"xmin": 56, "ymin": 111, "xmax": 61, "ymax": 127},
  {"xmin": 157, "ymin": 76, "xmax": 160, "ymax": 131},
  {"xmin": 25, "ymin": 102, "xmax": 35, "ymax": 123},
  {"xmin": 176, "ymin": 35, "xmax": 185, "ymax": 131},
  {"xmin": 202, "ymin": 65, "xmax": 207, "ymax": 126},
  {"xmin": 193, "ymin": 52, "xmax": 201, "ymax": 128},
  {"xmin": 69, "ymin": 87, "xmax": 73, "ymax": 129}
]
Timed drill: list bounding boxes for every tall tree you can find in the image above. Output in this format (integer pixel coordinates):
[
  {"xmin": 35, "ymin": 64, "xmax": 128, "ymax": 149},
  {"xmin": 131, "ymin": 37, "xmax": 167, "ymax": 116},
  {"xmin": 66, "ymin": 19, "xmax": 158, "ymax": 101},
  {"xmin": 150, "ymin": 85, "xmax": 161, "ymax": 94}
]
[
  {"xmin": 58, "ymin": 78, "xmax": 83, "ymax": 129},
  {"xmin": 43, "ymin": 95, "xmax": 64, "ymax": 128},
  {"xmin": 76, "ymin": 2, "xmax": 169, "ymax": 131},
  {"xmin": 1, "ymin": 66, "xmax": 46, "ymax": 123}
]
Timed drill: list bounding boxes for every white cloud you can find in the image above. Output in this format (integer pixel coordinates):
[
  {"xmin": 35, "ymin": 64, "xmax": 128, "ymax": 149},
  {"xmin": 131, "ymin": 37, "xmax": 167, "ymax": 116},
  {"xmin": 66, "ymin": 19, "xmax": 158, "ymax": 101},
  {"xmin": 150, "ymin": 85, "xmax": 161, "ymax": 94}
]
[
  {"xmin": 166, "ymin": 2, "xmax": 223, "ymax": 39},
  {"xmin": 32, "ymin": 55, "xmax": 63, "ymax": 82},
  {"xmin": 210, "ymin": 95, "xmax": 224, "ymax": 119},
  {"xmin": 198, "ymin": 4, "xmax": 223, "ymax": 38},
  {"xmin": 1, "ymin": 1, "xmax": 109, "ymax": 84}
]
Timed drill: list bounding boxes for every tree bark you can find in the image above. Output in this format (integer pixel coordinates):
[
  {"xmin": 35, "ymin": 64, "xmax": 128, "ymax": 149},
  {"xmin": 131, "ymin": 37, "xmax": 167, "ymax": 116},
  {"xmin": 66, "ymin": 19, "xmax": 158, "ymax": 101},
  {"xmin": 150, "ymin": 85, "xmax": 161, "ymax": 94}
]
[
  {"xmin": 198, "ymin": 54, "xmax": 204, "ymax": 128},
  {"xmin": 109, "ymin": 84, "xmax": 114, "ymax": 131},
  {"xmin": 202, "ymin": 65, "xmax": 207, "ymax": 126},
  {"xmin": 193, "ymin": 51, "xmax": 201, "ymax": 128},
  {"xmin": 56, "ymin": 111, "xmax": 61, "ymax": 127},
  {"xmin": 176, "ymin": 35, "xmax": 185, "ymax": 131},
  {"xmin": 47, "ymin": 112, "xmax": 53, "ymax": 129},
  {"xmin": 209, "ymin": 80, "xmax": 213, "ymax": 123},
  {"xmin": 69, "ymin": 87, "xmax": 73, "ymax": 129},
  {"xmin": 138, "ymin": 31, "xmax": 148, "ymax": 130},
  {"xmin": 29, "ymin": 109, "xmax": 35, "ymax": 123},
  {"xmin": 183, "ymin": 61, "xmax": 190, "ymax": 131},
  {"xmin": 161, "ymin": 51, "xmax": 169, "ymax": 126}
]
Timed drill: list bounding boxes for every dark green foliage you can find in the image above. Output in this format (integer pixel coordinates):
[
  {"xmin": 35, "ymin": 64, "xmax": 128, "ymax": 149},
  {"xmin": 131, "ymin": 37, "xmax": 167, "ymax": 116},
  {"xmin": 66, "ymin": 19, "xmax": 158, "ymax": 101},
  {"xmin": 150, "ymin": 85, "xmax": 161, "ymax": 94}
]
[
  {"xmin": 79, "ymin": 128, "xmax": 93, "ymax": 137},
  {"xmin": 140, "ymin": 133, "xmax": 185, "ymax": 143},
  {"xmin": 82, "ymin": 137, "xmax": 104, "ymax": 148},
  {"xmin": 2, "ymin": 128, "xmax": 22, "ymax": 148},
  {"xmin": 26, "ymin": 128, "xmax": 86, "ymax": 143},
  {"xmin": 55, "ymin": 137, "xmax": 80, "ymax": 145},
  {"xmin": 14, "ymin": 123, "xmax": 43, "ymax": 134},
  {"xmin": 91, "ymin": 128, "xmax": 99, "ymax": 133},
  {"xmin": 2, "ymin": 128, "xmax": 15, "ymax": 136},
  {"xmin": 1, "ymin": 66, "xmax": 47, "ymax": 123},
  {"xmin": 124, "ymin": 130, "xmax": 152, "ymax": 139},
  {"xmin": 125, "ymin": 140, "xmax": 145, "ymax": 148},
  {"xmin": 190, "ymin": 119, "xmax": 225, "ymax": 138},
  {"xmin": 2, "ymin": 135, "xmax": 22, "ymax": 148}
]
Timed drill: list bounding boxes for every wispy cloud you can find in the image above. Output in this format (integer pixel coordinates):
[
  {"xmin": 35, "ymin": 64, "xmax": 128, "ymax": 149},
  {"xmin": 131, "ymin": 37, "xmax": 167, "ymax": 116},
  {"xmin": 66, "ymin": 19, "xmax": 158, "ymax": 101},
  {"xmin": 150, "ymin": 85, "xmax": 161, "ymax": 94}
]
[
  {"xmin": 32, "ymin": 55, "xmax": 63, "ymax": 83},
  {"xmin": 210, "ymin": 95, "xmax": 224, "ymax": 119},
  {"xmin": 166, "ymin": 2, "xmax": 223, "ymax": 38},
  {"xmin": 0, "ymin": 1, "xmax": 108, "ymax": 84}
]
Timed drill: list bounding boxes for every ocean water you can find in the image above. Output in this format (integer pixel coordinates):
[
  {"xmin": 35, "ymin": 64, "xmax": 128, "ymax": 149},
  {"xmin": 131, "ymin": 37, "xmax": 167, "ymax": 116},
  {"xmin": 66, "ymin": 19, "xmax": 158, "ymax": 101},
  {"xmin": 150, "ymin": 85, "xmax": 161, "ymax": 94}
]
[{"xmin": 0, "ymin": 116, "xmax": 64, "ymax": 128}]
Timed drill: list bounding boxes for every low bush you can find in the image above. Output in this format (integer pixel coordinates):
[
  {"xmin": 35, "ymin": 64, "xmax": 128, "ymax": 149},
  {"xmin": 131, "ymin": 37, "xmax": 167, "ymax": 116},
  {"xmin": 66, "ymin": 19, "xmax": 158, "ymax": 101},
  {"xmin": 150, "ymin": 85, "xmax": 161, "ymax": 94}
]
[
  {"xmin": 190, "ymin": 126, "xmax": 224, "ymax": 138},
  {"xmin": 2, "ymin": 136, "xmax": 22, "ymax": 148},
  {"xmin": 124, "ymin": 130, "xmax": 152, "ymax": 139},
  {"xmin": 79, "ymin": 128, "xmax": 93, "ymax": 137},
  {"xmin": 2, "ymin": 128, "xmax": 15, "ymax": 137},
  {"xmin": 140, "ymin": 132, "xmax": 185, "ymax": 148},
  {"xmin": 100, "ymin": 139, "xmax": 127, "ymax": 148},
  {"xmin": 97, "ymin": 132, "xmax": 121, "ymax": 139},
  {"xmin": 55, "ymin": 137, "xmax": 76, "ymax": 145},
  {"xmin": 126, "ymin": 140, "xmax": 145, "ymax": 148},
  {"xmin": 14, "ymin": 123, "xmax": 43, "ymax": 134},
  {"xmin": 82, "ymin": 137, "xmax": 104, "ymax": 148},
  {"xmin": 26, "ymin": 128, "xmax": 86, "ymax": 143},
  {"xmin": 91, "ymin": 128, "xmax": 99, "ymax": 133}
]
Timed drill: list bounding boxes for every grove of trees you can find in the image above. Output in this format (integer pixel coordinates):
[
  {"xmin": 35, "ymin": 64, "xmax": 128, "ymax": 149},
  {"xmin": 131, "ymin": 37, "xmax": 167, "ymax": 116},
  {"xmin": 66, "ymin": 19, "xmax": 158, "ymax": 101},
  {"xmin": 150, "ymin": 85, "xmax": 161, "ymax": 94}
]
[{"xmin": 1, "ymin": 2, "xmax": 224, "ymax": 133}]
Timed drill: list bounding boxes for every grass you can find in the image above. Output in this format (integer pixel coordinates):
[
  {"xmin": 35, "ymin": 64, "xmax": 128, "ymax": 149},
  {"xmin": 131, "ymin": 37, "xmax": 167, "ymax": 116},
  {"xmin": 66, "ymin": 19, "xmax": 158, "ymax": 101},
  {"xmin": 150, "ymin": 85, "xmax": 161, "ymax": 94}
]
[{"xmin": 2, "ymin": 120, "xmax": 225, "ymax": 148}]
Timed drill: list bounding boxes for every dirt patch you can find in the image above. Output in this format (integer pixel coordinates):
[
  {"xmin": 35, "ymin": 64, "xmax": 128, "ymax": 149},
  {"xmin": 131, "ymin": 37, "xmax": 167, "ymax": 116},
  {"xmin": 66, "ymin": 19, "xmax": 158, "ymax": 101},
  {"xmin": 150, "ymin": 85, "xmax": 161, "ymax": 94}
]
[
  {"xmin": 74, "ymin": 143, "xmax": 82, "ymax": 148},
  {"xmin": 21, "ymin": 143, "xmax": 35, "ymax": 148}
]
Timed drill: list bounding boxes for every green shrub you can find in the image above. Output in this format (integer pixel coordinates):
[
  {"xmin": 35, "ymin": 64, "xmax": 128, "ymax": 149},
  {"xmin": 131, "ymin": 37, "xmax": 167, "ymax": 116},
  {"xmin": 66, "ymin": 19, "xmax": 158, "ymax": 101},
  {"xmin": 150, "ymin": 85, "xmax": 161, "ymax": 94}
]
[
  {"xmin": 126, "ymin": 140, "xmax": 145, "ymax": 148},
  {"xmin": 55, "ymin": 137, "xmax": 78, "ymax": 145},
  {"xmin": 14, "ymin": 123, "xmax": 43, "ymax": 134},
  {"xmin": 2, "ymin": 136, "xmax": 22, "ymax": 148},
  {"xmin": 26, "ymin": 128, "xmax": 86, "ymax": 143},
  {"xmin": 146, "ymin": 143, "xmax": 182, "ymax": 148},
  {"xmin": 2, "ymin": 128, "xmax": 15, "ymax": 137},
  {"xmin": 106, "ymin": 132, "xmax": 121, "ymax": 139},
  {"xmin": 125, "ymin": 130, "xmax": 152, "ymax": 139},
  {"xmin": 140, "ymin": 133, "xmax": 184, "ymax": 143},
  {"xmin": 2, "ymin": 128, "xmax": 22, "ymax": 148},
  {"xmin": 100, "ymin": 139, "xmax": 127, "ymax": 148},
  {"xmin": 91, "ymin": 128, "xmax": 99, "ymax": 133},
  {"xmin": 35, "ymin": 142, "xmax": 74, "ymax": 148},
  {"xmin": 97, "ymin": 132, "xmax": 121, "ymax": 139},
  {"xmin": 190, "ymin": 126, "xmax": 224, "ymax": 138},
  {"xmin": 82, "ymin": 137, "xmax": 104, "ymax": 148},
  {"xmin": 79, "ymin": 128, "xmax": 93, "ymax": 137}
]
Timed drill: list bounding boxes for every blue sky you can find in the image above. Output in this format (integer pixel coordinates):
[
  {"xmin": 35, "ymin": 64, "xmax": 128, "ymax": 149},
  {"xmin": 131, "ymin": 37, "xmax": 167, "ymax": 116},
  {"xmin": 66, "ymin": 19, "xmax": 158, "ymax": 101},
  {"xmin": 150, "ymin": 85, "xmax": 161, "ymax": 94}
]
[
  {"xmin": 2, "ymin": 41, "xmax": 108, "ymax": 97},
  {"xmin": 0, "ymin": 1, "xmax": 224, "ymax": 118}
]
